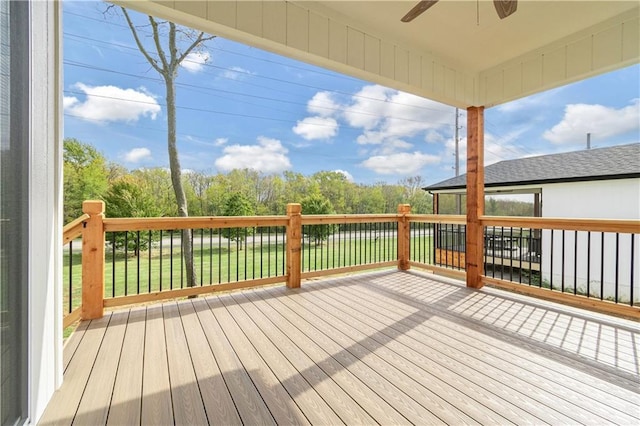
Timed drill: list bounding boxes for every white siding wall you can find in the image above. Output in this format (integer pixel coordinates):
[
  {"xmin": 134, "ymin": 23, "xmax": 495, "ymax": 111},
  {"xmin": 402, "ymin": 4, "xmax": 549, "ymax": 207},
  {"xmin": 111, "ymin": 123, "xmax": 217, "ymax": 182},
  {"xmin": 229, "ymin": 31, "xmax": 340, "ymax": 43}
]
[
  {"xmin": 28, "ymin": 1, "xmax": 62, "ymax": 423},
  {"xmin": 540, "ymin": 179, "xmax": 640, "ymax": 304},
  {"xmin": 542, "ymin": 179, "xmax": 640, "ymax": 219}
]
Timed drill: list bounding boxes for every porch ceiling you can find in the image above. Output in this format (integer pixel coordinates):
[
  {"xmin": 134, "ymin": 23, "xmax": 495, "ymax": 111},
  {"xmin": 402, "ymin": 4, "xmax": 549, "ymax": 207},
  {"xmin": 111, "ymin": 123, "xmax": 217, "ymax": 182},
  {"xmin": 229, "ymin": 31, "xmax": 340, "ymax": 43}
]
[{"xmin": 112, "ymin": 0, "xmax": 639, "ymax": 108}]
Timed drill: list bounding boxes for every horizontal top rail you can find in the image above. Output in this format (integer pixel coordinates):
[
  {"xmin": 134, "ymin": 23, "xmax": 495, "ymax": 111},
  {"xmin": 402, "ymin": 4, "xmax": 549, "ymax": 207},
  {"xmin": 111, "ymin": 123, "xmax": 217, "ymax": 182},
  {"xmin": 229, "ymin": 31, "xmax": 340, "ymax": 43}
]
[
  {"xmin": 300, "ymin": 214, "xmax": 399, "ymax": 225},
  {"xmin": 481, "ymin": 215, "xmax": 640, "ymax": 233},
  {"xmin": 103, "ymin": 215, "xmax": 289, "ymax": 232},
  {"xmin": 63, "ymin": 213, "xmax": 90, "ymax": 244},
  {"xmin": 408, "ymin": 214, "xmax": 466, "ymax": 225}
]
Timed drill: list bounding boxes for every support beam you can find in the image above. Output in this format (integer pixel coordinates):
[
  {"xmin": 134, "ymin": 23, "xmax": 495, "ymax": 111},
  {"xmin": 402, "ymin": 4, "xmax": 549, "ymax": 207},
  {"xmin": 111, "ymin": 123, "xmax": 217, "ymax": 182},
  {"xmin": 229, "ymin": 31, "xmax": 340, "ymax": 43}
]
[{"xmin": 466, "ymin": 106, "xmax": 485, "ymax": 288}]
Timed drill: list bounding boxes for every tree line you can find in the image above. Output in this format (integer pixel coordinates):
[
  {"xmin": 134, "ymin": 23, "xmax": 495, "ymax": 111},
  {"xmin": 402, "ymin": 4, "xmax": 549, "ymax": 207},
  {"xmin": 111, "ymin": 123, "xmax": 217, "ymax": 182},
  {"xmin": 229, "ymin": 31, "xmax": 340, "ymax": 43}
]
[
  {"xmin": 64, "ymin": 138, "xmax": 533, "ymax": 224},
  {"xmin": 63, "ymin": 138, "xmax": 436, "ymax": 223}
]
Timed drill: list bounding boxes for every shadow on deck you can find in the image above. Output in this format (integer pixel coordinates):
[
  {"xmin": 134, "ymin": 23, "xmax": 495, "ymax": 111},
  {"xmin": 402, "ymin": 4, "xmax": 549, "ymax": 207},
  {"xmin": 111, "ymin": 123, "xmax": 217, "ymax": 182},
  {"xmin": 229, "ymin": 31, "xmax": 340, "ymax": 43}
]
[{"xmin": 40, "ymin": 270, "xmax": 640, "ymax": 425}]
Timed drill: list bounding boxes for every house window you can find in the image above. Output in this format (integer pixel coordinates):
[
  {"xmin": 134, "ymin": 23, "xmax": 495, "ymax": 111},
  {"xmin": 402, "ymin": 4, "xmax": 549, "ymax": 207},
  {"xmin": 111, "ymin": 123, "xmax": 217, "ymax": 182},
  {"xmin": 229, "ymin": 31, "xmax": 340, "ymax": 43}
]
[{"xmin": 0, "ymin": 0, "xmax": 29, "ymax": 424}]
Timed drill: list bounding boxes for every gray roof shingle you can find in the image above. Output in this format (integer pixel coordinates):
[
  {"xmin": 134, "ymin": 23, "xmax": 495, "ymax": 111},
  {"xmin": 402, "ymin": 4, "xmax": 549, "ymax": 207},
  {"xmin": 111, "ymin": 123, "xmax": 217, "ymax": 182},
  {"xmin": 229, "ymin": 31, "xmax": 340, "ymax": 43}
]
[{"xmin": 424, "ymin": 143, "xmax": 640, "ymax": 191}]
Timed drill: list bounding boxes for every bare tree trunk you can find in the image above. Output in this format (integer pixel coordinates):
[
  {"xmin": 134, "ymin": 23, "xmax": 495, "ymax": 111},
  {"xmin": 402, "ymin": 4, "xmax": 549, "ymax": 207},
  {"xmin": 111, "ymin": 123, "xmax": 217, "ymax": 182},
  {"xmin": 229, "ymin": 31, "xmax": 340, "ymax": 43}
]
[
  {"xmin": 165, "ymin": 78, "xmax": 197, "ymax": 287},
  {"xmin": 119, "ymin": 8, "xmax": 214, "ymax": 288}
]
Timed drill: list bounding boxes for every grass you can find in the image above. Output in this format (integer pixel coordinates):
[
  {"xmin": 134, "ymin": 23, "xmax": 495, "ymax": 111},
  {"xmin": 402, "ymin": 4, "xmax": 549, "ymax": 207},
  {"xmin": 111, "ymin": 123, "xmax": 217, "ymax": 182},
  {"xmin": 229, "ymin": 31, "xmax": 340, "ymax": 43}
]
[{"xmin": 63, "ymin": 235, "xmax": 436, "ymax": 313}]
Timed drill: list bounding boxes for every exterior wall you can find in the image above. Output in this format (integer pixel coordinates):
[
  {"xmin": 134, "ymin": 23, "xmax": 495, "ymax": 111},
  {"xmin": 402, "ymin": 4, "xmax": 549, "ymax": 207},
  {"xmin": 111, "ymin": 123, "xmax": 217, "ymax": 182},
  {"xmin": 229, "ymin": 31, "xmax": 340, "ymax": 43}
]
[
  {"xmin": 542, "ymin": 178, "xmax": 640, "ymax": 219},
  {"xmin": 540, "ymin": 179, "xmax": 640, "ymax": 304},
  {"xmin": 28, "ymin": 0, "xmax": 62, "ymax": 423}
]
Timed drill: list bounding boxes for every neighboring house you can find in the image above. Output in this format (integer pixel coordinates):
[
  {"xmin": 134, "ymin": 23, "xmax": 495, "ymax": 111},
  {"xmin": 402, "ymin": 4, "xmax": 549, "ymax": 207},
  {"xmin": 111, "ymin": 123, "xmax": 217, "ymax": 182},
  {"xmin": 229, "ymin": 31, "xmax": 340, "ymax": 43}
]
[{"xmin": 424, "ymin": 143, "xmax": 640, "ymax": 302}]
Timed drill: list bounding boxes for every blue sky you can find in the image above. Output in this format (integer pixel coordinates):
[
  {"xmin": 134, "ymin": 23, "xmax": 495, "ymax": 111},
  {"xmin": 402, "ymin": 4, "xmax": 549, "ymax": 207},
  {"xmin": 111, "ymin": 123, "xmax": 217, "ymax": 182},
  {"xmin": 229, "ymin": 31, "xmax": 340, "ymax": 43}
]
[{"xmin": 63, "ymin": 1, "xmax": 640, "ymax": 186}]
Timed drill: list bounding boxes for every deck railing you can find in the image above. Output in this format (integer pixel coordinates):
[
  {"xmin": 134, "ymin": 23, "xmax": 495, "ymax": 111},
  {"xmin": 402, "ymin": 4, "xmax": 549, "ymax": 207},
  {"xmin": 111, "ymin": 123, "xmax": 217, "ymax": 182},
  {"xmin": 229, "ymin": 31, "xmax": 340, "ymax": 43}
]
[
  {"xmin": 480, "ymin": 216, "xmax": 639, "ymax": 315},
  {"xmin": 63, "ymin": 201, "xmax": 640, "ymax": 326}
]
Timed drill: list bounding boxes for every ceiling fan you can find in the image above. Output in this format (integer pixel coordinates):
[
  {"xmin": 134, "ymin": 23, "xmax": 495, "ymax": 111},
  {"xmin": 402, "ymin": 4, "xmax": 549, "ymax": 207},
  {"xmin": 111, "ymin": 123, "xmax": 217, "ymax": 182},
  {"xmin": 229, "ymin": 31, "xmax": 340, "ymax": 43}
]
[{"xmin": 401, "ymin": 0, "xmax": 518, "ymax": 22}]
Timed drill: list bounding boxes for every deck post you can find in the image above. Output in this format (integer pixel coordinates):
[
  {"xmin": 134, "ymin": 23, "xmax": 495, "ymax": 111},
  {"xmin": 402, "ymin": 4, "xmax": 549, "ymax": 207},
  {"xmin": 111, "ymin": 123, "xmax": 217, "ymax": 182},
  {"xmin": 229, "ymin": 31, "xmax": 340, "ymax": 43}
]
[
  {"xmin": 466, "ymin": 106, "xmax": 485, "ymax": 288},
  {"xmin": 397, "ymin": 204, "xmax": 411, "ymax": 271},
  {"xmin": 286, "ymin": 203, "xmax": 302, "ymax": 288},
  {"xmin": 81, "ymin": 200, "xmax": 106, "ymax": 320}
]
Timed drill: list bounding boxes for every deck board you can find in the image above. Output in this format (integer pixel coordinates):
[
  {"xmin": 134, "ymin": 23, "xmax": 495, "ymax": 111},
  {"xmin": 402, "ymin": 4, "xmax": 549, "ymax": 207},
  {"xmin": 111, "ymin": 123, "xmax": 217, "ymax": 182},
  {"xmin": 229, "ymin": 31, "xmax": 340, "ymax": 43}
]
[
  {"xmin": 223, "ymin": 293, "xmax": 344, "ymax": 425},
  {"xmin": 335, "ymin": 281, "xmax": 640, "ymax": 418},
  {"xmin": 306, "ymin": 283, "xmax": 551, "ymax": 424},
  {"xmin": 261, "ymin": 287, "xmax": 417, "ymax": 425},
  {"xmin": 208, "ymin": 296, "xmax": 310, "ymax": 425},
  {"xmin": 140, "ymin": 305, "xmax": 173, "ymax": 425},
  {"xmin": 236, "ymin": 290, "xmax": 377, "ymax": 424},
  {"xmin": 268, "ymin": 285, "xmax": 478, "ymax": 425},
  {"xmin": 162, "ymin": 302, "xmax": 209, "ymax": 425},
  {"xmin": 73, "ymin": 311, "xmax": 128, "ymax": 425},
  {"xmin": 176, "ymin": 300, "xmax": 242, "ymax": 425},
  {"xmin": 62, "ymin": 319, "xmax": 90, "ymax": 373},
  {"xmin": 191, "ymin": 298, "xmax": 275, "ymax": 425},
  {"xmin": 321, "ymin": 279, "xmax": 633, "ymax": 424},
  {"xmin": 40, "ymin": 314, "xmax": 112, "ymax": 426},
  {"xmin": 41, "ymin": 270, "xmax": 640, "ymax": 425},
  {"xmin": 107, "ymin": 307, "xmax": 145, "ymax": 426}
]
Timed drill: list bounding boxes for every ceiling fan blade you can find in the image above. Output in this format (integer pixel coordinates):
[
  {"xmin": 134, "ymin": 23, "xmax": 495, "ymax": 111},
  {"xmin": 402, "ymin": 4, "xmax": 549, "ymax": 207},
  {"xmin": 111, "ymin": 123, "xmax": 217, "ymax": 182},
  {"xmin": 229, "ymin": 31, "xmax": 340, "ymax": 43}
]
[
  {"xmin": 493, "ymin": 0, "xmax": 518, "ymax": 19},
  {"xmin": 401, "ymin": 0, "xmax": 439, "ymax": 23}
]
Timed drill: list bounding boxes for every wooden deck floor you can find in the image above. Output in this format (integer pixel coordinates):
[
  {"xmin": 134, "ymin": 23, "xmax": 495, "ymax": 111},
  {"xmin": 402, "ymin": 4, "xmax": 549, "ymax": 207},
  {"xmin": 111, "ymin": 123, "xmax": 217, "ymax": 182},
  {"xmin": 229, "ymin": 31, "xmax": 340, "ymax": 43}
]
[{"xmin": 40, "ymin": 270, "xmax": 640, "ymax": 425}]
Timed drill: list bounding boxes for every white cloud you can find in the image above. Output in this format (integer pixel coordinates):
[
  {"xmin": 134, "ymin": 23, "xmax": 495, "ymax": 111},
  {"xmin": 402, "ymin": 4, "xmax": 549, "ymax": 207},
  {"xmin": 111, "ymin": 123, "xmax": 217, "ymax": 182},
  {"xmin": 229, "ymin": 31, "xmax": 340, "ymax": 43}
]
[
  {"xmin": 361, "ymin": 152, "xmax": 440, "ymax": 175},
  {"xmin": 442, "ymin": 130, "xmax": 541, "ymax": 175},
  {"xmin": 181, "ymin": 51, "xmax": 210, "ymax": 73},
  {"xmin": 292, "ymin": 116, "xmax": 338, "ymax": 140},
  {"xmin": 425, "ymin": 130, "xmax": 445, "ymax": 143},
  {"xmin": 124, "ymin": 147, "xmax": 151, "ymax": 163},
  {"xmin": 221, "ymin": 66, "xmax": 255, "ymax": 80},
  {"xmin": 333, "ymin": 169, "xmax": 354, "ymax": 182},
  {"xmin": 63, "ymin": 96, "xmax": 78, "ymax": 109},
  {"xmin": 64, "ymin": 83, "xmax": 160, "ymax": 123},
  {"xmin": 307, "ymin": 91, "xmax": 340, "ymax": 117},
  {"xmin": 373, "ymin": 139, "xmax": 413, "ymax": 155},
  {"xmin": 345, "ymin": 85, "xmax": 455, "ymax": 147},
  {"xmin": 543, "ymin": 99, "xmax": 640, "ymax": 144},
  {"xmin": 214, "ymin": 137, "xmax": 228, "ymax": 146},
  {"xmin": 215, "ymin": 136, "xmax": 292, "ymax": 173}
]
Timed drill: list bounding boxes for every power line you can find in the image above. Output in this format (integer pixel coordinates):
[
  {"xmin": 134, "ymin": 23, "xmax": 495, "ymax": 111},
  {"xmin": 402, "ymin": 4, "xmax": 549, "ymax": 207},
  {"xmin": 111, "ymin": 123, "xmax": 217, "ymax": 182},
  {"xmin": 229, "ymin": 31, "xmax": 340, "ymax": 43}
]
[
  {"xmin": 64, "ymin": 60, "xmax": 457, "ymax": 128},
  {"xmin": 63, "ymin": 89, "xmax": 338, "ymax": 128},
  {"xmin": 64, "ymin": 31, "xmax": 451, "ymax": 115}
]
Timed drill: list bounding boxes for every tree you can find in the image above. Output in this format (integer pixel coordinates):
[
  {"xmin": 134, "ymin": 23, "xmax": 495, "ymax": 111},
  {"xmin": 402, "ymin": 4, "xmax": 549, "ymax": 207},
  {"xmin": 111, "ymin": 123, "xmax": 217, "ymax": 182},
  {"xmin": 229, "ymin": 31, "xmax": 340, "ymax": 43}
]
[
  {"xmin": 355, "ymin": 184, "xmax": 387, "ymax": 214},
  {"xmin": 131, "ymin": 168, "xmax": 176, "ymax": 215},
  {"xmin": 301, "ymin": 194, "xmax": 337, "ymax": 245},
  {"xmin": 120, "ymin": 7, "xmax": 215, "ymax": 287},
  {"xmin": 221, "ymin": 193, "xmax": 255, "ymax": 250},
  {"xmin": 102, "ymin": 176, "xmax": 162, "ymax": 255},
  {"xmin": 63, "ymin": 138, "xmax": 108, "ymax": 223},
  {"xmin": 283, "ymin": 171, "xmax": 320, "ymax": 204},
  {"xmin": 399, "ymin": 176, "xmax": 432, "ymax": 213},
  {"xmin": 184, "ymin": 171, "xmax": 213, "ymax": 216},
  {"xmin": 312, "ymin": 171, "xmax": 348, "ymax": 213}
]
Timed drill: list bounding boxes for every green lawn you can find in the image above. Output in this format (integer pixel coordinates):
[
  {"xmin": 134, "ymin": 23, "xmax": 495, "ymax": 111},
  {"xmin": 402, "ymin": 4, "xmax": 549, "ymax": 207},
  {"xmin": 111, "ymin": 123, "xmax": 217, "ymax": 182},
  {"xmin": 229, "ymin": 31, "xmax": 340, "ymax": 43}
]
[{"xmin": 63, "ymin": 235, "xmax": 434, "ymax": 312}]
